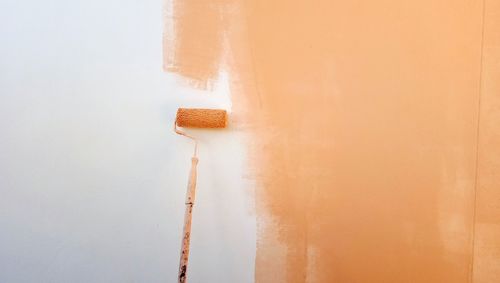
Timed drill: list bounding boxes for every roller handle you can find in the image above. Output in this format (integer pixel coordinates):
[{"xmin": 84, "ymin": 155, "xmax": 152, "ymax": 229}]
[{"xmin": 178, "ymin": 157, "xmax": 199, "ymax": 283}]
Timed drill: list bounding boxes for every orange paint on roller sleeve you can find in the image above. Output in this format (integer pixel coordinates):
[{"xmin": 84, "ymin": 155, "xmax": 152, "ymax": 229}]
[{"xmin": 176, "ymin": 108, "xmax": 228, "ymax": 128}]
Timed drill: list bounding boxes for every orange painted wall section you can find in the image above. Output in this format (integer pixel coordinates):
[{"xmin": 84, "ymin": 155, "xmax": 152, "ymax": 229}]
[
  {"xmin": 164, "ymin": 0, "xmax": 500, "ymax": 282},
  {"xmin": 473, "ymin": 0, "xmax": 500, "ymax": 282}
]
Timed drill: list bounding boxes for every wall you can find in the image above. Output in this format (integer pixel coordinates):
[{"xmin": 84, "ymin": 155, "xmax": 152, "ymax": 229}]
[
  {"xmin": 473, "ymin": 0, "xmax": 500, "ymax": 281},
  {"xmin": 0, "ymin": 0, "xmax": 255, "ymax": 282},
  {"xmin": 165, "ymin": 0, "xmax": 500, "ymax": 282}
]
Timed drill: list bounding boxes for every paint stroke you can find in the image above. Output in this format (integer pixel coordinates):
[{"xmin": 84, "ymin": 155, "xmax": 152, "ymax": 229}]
[
  {"xmin": 163, "ymin": 0, "xmax": 227, "ymax": 89},
  {"xmin": 164, "ymin": 0, "xmax": 496, "ymax": 282}
]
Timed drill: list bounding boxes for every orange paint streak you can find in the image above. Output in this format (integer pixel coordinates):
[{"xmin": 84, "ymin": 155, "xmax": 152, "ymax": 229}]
[
  {"xmin": 163, "ymin": 0, "xmax": 228, "ymax": 89},
  {"xmin": 165, "ymin": 0, "xmax": 500, "ymax": 281}
]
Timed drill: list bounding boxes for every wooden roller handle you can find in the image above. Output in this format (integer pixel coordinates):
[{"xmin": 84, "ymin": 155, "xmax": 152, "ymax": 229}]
[{"xmin": 178, "ymin": 157, "xmax": 199, "ymax": 283}]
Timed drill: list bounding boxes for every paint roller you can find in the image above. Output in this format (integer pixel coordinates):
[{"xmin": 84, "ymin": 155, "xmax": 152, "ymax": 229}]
[{"xmin": 173, "ymin": 108, "xmax": 228, "ymax": 283}]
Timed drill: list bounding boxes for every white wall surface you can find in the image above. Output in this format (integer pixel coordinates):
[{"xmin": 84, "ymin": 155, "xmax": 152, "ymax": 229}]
[{"xmin": 0, "ymin": 0, "xmax": 256, "ymax": 282}]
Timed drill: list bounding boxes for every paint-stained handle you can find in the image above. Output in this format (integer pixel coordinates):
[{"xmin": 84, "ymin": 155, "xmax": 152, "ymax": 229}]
[{"xmin": 178, "ymin": 157, "xmax": 199, "ymax": 283}]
